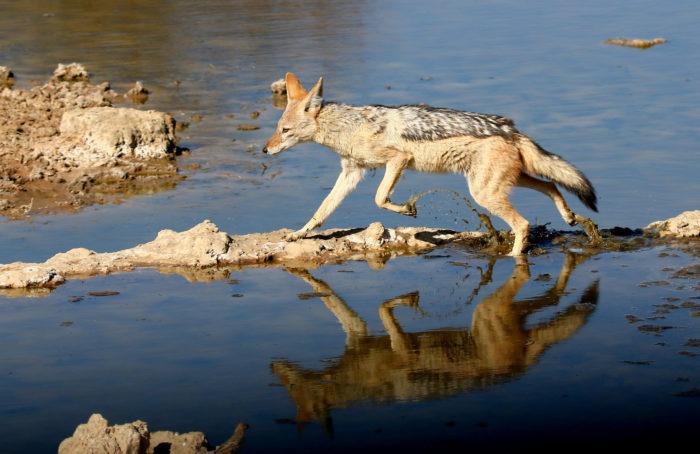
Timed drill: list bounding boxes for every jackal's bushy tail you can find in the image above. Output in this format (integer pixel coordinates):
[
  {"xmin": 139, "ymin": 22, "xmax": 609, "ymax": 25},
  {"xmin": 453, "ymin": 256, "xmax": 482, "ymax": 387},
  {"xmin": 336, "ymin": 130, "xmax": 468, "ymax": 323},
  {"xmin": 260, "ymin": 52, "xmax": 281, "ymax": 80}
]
[{"xmin": 516, "ymin": 135, "xmax": 598, "ymax": 211}]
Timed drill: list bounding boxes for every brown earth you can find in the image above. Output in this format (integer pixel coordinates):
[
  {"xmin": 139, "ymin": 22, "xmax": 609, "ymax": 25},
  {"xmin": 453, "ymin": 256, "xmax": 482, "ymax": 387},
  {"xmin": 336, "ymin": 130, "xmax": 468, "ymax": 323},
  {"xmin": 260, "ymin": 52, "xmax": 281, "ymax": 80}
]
[{"xmin": 0, "ymin": 63, "xmax": 184, "ymax": 218}]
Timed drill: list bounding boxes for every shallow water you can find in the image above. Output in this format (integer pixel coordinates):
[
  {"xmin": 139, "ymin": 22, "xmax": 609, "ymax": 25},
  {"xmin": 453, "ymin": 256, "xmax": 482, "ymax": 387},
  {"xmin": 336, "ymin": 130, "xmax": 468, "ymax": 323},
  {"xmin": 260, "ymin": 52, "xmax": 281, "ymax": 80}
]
[{"xmin": 1, "ymin": 1, "xmax": 699, "ymax": 452}]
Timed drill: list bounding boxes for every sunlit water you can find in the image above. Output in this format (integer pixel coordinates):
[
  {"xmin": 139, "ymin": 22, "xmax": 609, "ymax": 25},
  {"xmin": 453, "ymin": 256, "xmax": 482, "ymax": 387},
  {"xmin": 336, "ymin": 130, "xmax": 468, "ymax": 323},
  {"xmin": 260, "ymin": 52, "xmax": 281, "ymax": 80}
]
[{"xmin": 1, "ymin": 1, "xmax": 699, "ymax": 452}]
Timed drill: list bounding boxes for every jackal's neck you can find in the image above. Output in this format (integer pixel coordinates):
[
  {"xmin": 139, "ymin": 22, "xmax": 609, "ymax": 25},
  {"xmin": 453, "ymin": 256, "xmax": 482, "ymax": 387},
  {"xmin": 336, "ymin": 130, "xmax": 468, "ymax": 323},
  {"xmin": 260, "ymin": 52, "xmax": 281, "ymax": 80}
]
[{"xmin": 313, "ymin": 102, "xmax": 367, "ymax": 152}]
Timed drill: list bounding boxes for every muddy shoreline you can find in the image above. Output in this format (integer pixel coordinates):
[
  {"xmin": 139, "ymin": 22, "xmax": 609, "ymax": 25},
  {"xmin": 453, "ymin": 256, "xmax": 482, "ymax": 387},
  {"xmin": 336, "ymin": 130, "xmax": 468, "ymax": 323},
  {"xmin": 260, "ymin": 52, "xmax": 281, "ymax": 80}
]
[{"xmin": 0, "ymin": 64, "xmax": 185, "ymax": 218}]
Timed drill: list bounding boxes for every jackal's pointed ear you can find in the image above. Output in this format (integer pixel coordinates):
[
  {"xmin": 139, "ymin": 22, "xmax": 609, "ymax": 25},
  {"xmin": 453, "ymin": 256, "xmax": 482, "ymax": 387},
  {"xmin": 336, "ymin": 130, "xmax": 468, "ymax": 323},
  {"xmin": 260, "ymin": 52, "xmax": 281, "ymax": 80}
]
[
  {"xmin": 285, "ymin": 72, "xmax": 307, "ymax": 101},
  {"xmin": 303, "ymin": 77, "xmax": 324, "ymax": 115}
]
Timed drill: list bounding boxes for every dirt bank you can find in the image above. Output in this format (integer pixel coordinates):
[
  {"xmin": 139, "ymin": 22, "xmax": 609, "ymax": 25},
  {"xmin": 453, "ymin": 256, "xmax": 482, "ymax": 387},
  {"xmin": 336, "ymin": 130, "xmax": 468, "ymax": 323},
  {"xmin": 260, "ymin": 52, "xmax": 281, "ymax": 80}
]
[
  {"xmin": 0, "ymin": 211, "xmax": 697, "ymax": 297},
  {"xmin": 0, "ymin": 63, "xmax": 184, "ymax": 217}
]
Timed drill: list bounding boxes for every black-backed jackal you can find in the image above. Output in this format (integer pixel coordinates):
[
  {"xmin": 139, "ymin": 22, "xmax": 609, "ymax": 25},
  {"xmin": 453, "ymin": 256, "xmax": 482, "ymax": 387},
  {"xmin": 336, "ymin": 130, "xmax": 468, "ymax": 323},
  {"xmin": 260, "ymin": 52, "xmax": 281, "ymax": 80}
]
[{"xmin": 264, "ymin": 73, "xmax": 597, "ymax": 255}]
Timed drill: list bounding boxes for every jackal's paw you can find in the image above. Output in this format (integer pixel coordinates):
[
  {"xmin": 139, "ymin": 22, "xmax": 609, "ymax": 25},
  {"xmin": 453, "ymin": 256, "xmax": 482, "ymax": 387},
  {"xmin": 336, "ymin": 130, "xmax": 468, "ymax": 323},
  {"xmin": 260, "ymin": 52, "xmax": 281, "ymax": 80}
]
[
  {"xmin": 565, "ymin": 211, "xmax": 578, "ymax": 226},
  {"xmin": 573, "ymin": 215, "xmax": 602, "ymax": 246},
  {"xmin": 403, "ymin": 202, "xmax": 418, "ymax": 218},
  {"xmin": 284, "ymin": 229, "xmax": 308, "ymax": 242}
]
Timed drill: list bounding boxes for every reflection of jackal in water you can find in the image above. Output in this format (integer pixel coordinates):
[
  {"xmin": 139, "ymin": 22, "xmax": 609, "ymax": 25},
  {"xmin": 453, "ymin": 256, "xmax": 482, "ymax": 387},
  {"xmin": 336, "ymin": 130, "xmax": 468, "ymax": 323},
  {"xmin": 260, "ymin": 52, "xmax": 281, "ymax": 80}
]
[{"xmin": 272, "ymin": 255, "xmax": 599, "ymax": 431}]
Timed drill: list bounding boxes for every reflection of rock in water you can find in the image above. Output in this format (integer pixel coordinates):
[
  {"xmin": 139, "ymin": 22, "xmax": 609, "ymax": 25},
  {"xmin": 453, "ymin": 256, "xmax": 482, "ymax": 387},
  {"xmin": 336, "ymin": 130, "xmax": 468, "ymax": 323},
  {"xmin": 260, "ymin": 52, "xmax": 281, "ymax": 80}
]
[
  {"xmin": 0, "ymin": 64, "xmax": 184, "ymax": 218},
  {"xmin": 273, "ymin": 255, "xmax": 599, "ymax": 432}
]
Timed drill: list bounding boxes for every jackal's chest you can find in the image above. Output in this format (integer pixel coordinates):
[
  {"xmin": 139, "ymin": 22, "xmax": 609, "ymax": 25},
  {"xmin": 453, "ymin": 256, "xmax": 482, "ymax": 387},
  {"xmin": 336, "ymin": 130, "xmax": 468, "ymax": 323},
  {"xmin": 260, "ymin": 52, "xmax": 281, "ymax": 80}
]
[
  {"xmin": 331, "ymin": 139, "xmax": 474, "ymax": 174},
  {"xmin": 321, "ymin": 133, "xmax": 395, "ymax": 168},
  {"xmin": 336, "ymin": 147, "xmax": 389, "ymax": 169}
]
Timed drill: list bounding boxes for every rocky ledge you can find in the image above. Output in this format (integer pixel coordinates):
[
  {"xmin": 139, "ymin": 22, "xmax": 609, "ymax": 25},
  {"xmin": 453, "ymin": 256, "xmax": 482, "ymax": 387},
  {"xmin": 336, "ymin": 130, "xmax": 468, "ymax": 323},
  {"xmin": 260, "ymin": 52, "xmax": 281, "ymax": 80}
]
[{"xmin": 1, "ymin": 211, "xmax": 698, "ymax": 296}]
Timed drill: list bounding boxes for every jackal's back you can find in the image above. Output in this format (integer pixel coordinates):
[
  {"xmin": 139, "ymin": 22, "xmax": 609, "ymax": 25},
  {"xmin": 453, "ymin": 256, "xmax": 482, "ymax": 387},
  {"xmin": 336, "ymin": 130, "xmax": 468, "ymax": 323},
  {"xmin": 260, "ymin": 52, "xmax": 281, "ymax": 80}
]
[{"xmin": 364, "ymin": 104, "xmax": 517, "ymax": 142}]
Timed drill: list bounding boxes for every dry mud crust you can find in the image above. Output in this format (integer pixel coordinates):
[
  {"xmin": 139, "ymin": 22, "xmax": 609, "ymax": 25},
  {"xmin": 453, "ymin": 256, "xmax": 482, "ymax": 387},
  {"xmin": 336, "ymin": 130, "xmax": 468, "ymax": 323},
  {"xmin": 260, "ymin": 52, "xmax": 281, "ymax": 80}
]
[{"xmin": 0, "ymin": 64, "xmax": 183, "ymax": 217}]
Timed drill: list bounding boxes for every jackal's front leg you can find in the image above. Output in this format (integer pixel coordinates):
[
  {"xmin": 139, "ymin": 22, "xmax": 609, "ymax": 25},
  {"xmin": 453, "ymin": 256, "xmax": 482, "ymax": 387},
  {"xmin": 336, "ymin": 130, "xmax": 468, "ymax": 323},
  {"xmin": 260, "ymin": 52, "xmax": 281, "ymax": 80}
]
[
  {"xmin": 286, "ymin": 159, "xmax": 365, "ymax": 241},
  {"xmin": 375, "ymin": 152, "xmax": 416, "ymax": 217}
]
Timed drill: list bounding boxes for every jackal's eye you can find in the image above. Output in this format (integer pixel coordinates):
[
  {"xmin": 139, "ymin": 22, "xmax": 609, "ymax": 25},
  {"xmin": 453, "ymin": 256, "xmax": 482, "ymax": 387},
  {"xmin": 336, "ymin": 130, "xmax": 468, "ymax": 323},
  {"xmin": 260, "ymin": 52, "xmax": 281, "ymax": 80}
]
[{"xmin": 281, "ymin": 127, "xmax": 291, "ymax": 134}]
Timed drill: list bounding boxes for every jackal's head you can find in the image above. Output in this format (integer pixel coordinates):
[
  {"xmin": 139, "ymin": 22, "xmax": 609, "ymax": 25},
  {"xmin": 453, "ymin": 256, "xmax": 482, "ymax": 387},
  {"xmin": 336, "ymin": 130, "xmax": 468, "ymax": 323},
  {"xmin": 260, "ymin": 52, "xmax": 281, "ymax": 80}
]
[{"xmin": 263, "ymin": 73, "xmax": 323, "ymax": 155}]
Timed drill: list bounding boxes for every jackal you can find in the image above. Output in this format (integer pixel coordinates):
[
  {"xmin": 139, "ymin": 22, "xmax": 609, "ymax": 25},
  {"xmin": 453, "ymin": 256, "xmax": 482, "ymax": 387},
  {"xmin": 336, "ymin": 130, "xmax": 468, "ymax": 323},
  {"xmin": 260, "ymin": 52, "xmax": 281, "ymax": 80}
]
[{"xmin": 263, "ymin": 73, "xmax": 597, "ymax": 255}]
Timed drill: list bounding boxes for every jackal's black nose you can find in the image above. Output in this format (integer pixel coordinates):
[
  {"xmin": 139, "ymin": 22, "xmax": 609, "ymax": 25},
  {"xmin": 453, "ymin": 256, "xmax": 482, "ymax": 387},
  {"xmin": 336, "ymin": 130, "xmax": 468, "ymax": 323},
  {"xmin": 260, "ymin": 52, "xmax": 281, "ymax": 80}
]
[{"xmin": 262, "ymin": 146, "xmax": 268, "ymax": 154}]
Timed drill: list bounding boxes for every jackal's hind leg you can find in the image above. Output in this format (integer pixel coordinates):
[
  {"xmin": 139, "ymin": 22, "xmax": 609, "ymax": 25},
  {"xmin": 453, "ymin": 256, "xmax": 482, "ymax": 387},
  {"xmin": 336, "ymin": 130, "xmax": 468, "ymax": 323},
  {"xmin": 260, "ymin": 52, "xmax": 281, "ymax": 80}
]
[
  {"xmin": 467, "ymin": 173, "xmax": 529, "ymax": 256},
  {"xmin": 516, "ymin": 173, "xmax": 602, "ymax": 246},
  {"xmin": 374, "ymin": 153, "xmax": 416, "ymax": 217},
  {"xmin": 516, "ymin": 174, "xmax": 577, "ymax": 225}
]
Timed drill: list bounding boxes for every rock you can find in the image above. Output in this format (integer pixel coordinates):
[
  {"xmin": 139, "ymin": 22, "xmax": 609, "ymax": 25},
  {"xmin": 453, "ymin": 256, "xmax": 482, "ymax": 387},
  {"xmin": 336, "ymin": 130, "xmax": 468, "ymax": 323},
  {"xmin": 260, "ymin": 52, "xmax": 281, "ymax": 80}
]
[
  {"xmin": 125, "ymin": 81, "xmax": 150, "ymax": 104},
  {"xmin": 149, "ymin": 430, "xmax": 209, "ymax": 454},
  {"xmin": 0, "ymin": 65, "xmax": 14, "ymax": 89},
  {"xmin": 270, "ymin": 78, "xmax": 287, "ymax": 108},
  {"xmin": 2, "ymin": 212, "xmax": 696, "ymax": 294},
  {"xmin": 52, "ymin": 62, "xmax": 90, "ymax": 82},
  {"xmin": 58, "ymin": 413, "xmax": 149, "ymax": 454},
  {"xmin": 605, "ymin": 37, "xmax": 666, "ymax": 49},
  {"xmin": 0, "ymin": 221, "xmax": 482, "ymax": 292},
  {"xmin": 270, "ymin": 78, "xmax": 286, "ymax": 95},
  {"xmin": 359, "ymin": 221, "xmax": 389, "ymax": 248},
  {"xmin": 58, "ymin": 413, "xmax": 248, "ymax": 454},
  {"xmin": 645, "ymin": 210, "xmax": 700, "ymax": 238},
  {"xmin": 60, "ymin": 107, "xmax": 177, "ymax": 161},
  {"xmin": 129, "ymin": 220, "xmax": 232, "ymax": 267},
  {"xmin": 0, "ymin": 265, "xmax": 64, "ymax": 289}
]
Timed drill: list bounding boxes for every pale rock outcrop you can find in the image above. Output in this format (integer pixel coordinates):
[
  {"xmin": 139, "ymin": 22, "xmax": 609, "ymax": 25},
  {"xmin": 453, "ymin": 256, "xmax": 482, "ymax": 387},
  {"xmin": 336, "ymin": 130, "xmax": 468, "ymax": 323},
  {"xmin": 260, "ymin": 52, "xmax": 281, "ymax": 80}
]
[
  {"xmin": 58, "ymin": 413, "xmax": 248, "ymax": 453},
  {"xmin": 0, "ymin": 221, "xmax": 481, "ymax": 293},
  {"xmin": 60, "ymin": 107, "xmax": 176, "ymax": 162},
  {"xmin": 645, "ymin": 210, "xmax": 700, "ymax": 238}
]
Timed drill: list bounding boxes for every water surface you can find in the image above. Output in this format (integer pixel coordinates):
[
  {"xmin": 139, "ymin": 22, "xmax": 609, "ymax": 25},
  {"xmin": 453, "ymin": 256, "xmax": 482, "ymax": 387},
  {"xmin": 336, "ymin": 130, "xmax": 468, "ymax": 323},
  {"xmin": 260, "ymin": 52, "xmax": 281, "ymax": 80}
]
[{"xmin": 0, "ymin": 1, "xmax": 699, "ymax": 452}]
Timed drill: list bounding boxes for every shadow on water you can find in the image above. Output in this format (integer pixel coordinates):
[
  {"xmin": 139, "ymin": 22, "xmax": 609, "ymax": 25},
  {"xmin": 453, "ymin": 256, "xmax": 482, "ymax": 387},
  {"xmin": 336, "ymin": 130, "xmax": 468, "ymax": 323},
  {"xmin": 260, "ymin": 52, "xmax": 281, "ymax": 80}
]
[{"xmin": 273, "ymin": 254, "xmax": 599, "ymax": 435}]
